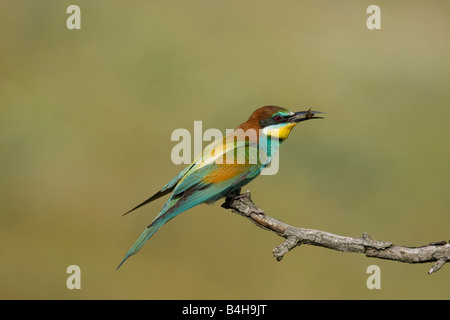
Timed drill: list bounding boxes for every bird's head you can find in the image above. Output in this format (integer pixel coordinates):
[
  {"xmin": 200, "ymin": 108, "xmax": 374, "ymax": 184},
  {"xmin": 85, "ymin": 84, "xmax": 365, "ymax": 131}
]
[{"xmin": 238, "ymin": 106, "xmax": 323, "ymax": 141}]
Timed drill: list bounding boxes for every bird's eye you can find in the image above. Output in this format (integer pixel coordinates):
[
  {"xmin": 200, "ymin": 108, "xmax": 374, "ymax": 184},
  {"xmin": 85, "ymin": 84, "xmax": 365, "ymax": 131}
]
[{"xmin": 273, "ymin": 115, "xmax": 283, "ymax": 122}]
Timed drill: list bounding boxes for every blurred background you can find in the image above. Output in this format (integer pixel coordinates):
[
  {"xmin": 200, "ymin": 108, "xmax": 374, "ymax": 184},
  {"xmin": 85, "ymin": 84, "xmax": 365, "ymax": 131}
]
[{"xmin": 1, "ymin": 0, "xmax": 449, "ymax": 299}]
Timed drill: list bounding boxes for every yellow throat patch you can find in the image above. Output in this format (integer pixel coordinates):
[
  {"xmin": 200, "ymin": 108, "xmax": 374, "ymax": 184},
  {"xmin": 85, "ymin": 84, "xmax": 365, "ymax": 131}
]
[{"xmin": 263, "ymin": 123, "xmax": 297, "ymax": 140}]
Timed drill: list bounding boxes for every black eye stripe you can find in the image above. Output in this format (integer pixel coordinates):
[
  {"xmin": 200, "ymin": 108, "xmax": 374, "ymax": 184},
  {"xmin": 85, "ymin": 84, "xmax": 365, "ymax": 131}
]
[
  {"xmin": 273, "ymin": 115, "xmax": 283, "ymax": 122},
  {"xmin": 259, "ymin": 114, "xmax": 289, "ymax": 128}
]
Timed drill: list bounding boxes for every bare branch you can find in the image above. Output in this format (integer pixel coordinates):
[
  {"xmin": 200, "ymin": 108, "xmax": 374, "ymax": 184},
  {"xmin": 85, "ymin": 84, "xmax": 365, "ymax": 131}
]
[{"xmin": 221, "ymin": 190, "xmax": 449, "ymax": 274}]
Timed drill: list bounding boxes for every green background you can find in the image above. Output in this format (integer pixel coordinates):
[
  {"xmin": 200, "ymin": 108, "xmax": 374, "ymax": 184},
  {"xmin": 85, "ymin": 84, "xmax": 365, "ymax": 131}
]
[{"xmin": 1, "ymin": 1, "xmax": 449, "ymax": 299}]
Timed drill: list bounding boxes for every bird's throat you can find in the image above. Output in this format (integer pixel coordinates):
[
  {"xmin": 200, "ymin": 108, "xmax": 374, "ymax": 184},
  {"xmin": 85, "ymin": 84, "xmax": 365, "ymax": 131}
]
[{"xmin": 262, "ymin": 123, "xmax": 297, "ymax": 141}]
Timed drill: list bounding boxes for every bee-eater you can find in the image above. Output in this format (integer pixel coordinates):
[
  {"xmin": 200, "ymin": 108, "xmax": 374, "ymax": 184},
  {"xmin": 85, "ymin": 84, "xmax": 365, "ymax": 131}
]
[{"xmin": 117, "ymin": 105, "xmax": 323, "ymax": 269}]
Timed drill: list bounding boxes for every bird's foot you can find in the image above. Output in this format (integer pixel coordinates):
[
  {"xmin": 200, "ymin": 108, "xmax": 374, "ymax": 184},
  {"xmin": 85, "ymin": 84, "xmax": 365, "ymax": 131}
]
[
  {"xmin": 222, "ymin": 190, "xmax": 264, "ymax": 216},
  {"xmin": 225, "ymin": 188, "xmax": 243, "ymax": 200}
]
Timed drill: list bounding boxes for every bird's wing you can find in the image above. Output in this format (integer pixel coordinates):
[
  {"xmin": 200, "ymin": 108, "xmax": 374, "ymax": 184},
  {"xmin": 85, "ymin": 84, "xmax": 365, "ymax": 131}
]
[
  {"xmin": 117, "ymin": 137, "xmax": 267, "ymax": 268},
  {"xmin": 122, "ymin": 132, "xmax": 269, "ymax": 216},
  {"xmin": 121, "ymin": 134, "xmax": 238, "ymax": 216},
  {"xmin": 158, "ymin": 137, "xmax": 266, "ymax": 215}
]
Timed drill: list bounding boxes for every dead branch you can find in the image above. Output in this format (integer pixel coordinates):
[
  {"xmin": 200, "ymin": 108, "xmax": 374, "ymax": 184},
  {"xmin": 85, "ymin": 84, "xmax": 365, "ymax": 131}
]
[{"xmin": 221, "ymin": 190, "xmax": 449, "ymax": 274}]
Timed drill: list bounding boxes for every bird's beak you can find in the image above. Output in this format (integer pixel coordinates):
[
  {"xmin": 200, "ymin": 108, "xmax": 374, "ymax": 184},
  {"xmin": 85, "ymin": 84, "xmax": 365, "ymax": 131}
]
[{"xmin": 289, "ymin": 109, "xmax": 324, "ymax": 123}]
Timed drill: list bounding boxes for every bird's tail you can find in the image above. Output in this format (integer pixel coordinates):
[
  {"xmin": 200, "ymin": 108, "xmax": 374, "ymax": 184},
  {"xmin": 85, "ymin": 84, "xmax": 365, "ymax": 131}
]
[{"xmin": 116, "ymin": 214, "xmax": 170, "ymax": 269}]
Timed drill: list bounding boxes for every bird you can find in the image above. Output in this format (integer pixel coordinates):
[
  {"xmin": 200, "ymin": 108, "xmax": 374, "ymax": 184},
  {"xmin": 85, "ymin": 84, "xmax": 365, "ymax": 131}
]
[{"xmin": 117, "ymin": 105, "xmax": 323, "ymax": 269}]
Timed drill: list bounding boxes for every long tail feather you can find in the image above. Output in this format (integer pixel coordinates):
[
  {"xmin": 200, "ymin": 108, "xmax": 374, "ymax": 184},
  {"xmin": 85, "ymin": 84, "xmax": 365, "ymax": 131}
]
[{"xmin": 116, "ymin": 217, "xmax": 168, "ymax": 269}]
